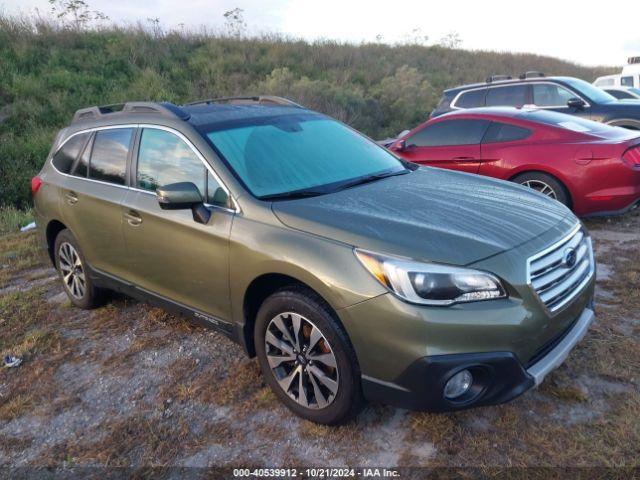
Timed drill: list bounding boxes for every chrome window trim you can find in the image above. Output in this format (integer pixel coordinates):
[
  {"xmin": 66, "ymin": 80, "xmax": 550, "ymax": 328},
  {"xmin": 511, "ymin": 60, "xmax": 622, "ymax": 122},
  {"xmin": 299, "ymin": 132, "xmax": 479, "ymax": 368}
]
[
  {"xmin": 450, "ymin": 81, "xmax": 591, "ymax": 110},
  {"xmin": 49, "ymin": 123, "xmax": 240, "ymax": 214},
  {"xmin": 525, "ymin": 222, "xmax": 595, "ymax": 316}
]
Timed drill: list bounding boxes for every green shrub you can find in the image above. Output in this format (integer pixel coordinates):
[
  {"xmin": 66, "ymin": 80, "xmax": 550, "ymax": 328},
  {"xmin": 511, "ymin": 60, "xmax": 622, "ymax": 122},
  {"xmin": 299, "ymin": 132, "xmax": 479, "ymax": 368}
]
[{"xmin": 0, "ymin": 14, "xmax": 615, "ymax": 208}]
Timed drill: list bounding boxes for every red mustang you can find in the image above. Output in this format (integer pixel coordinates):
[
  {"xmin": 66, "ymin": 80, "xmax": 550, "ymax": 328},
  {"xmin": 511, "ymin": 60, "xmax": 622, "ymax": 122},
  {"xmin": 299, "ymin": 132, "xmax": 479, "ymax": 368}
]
[{"xmin": 389, "ymin": 108, "xmax": 640, "ymax": 216}]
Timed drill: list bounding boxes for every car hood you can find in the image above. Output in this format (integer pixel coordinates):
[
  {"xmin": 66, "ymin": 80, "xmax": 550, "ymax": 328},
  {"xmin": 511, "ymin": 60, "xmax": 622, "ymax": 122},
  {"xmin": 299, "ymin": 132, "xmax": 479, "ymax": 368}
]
[{"xmin": 272, "ymin": 168, "xmax": 577, "ymax": 265}]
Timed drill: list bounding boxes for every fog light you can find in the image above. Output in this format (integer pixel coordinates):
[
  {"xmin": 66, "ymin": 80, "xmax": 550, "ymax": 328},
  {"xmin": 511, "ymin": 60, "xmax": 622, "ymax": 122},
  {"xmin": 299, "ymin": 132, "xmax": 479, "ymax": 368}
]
[{"xmin": 444, "ymin": 369, "xmax": 473, "ymax": 399}]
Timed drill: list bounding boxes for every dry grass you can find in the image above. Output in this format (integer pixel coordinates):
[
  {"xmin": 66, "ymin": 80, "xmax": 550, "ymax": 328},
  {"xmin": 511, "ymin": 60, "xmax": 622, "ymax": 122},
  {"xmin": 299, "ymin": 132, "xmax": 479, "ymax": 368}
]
[{"xmin": 0, "ymin": 212, "xmax": 639, "ymax": 469}]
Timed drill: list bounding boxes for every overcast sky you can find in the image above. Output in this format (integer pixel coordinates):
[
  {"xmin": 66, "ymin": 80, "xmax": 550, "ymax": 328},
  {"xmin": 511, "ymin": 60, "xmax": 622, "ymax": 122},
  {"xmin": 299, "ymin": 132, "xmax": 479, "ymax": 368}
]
[{"xmin": 2, "ymin": 0, "xmax": 639, "ymax": 67}]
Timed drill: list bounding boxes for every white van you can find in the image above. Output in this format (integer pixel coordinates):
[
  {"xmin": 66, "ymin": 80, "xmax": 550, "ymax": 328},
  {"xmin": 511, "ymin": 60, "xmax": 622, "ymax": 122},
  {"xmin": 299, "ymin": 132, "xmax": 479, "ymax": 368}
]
[
  {"xmin": 595, "ymin": 57, "xmax": 640, "ymax": 88},
  {"xmin": 621, "ymin": 56, "xmax": 640, "ymax": 88}
]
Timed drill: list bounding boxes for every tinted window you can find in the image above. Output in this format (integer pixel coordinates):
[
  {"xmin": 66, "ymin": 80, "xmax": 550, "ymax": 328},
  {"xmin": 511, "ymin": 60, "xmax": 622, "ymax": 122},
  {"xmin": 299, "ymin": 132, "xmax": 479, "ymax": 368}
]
[
  {"xmin": 486, "ymin": 85, "xmax": 527, "ymax": 107},
  {"xmin": 455, "ymin": 89, "xmax": 486, "ymax": 108},
  {"xmin": 205, "ymin": 116, "xmax": 404, "ymax": 198},
  {"xmin": 532, "ymin": 84, "xmax": 575, "ymax": 107},
  {"xmin": 483, "ymin": 122, "xmax": 531, "ymax": 143},
  {"xmin": 621, "ymin": 76, "xmax": 634, "ymax": 87},
  {"xmin": 89, "ymin": 129, "xmax": 132, "ymax": 185},
  {"xmin": 137, "ymin": 129, "xmax": 229, "ymax": 208},
  {"xmin": 407, "ymin": 120, "xmax": 490, "ymax": 147},
  {"xmin": 607, "ymin": 89, "xmax": 633, "ymax": 100},
  {"xmin": 51, "ymin": 133, "xmax": 90, "ymax": 174}
]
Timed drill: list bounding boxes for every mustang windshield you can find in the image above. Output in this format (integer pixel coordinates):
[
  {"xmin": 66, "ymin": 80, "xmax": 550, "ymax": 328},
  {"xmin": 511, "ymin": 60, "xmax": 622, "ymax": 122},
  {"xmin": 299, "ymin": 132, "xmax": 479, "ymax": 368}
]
[{"xmin": 204, "ymin": 114, "xmax": 407, "ymax": 199}]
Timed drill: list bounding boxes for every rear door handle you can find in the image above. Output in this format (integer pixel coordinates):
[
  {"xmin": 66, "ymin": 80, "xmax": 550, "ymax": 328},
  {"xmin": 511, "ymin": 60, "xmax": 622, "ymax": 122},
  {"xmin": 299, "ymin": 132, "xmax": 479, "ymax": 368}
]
[
  {"xmin": 452, "ymin": 156, "xmax": 476, "ymax": 162},
  {"xmin": 65, "ymin": 191, "xmax": 78, "ymax": 205},
  {"xmin": 124, "ymin": 210, "xmax": 142, "ymax": 226}
]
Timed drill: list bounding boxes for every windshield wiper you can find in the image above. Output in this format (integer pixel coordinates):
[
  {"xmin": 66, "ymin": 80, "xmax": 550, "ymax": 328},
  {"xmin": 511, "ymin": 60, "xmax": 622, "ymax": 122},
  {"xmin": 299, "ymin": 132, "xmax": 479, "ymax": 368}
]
[
  {"xmin": 259, "ymin": 189, "xmax": 329, "ymax": 201},
  {"xmin": 331, "ymin": 168, "xmax": 411, "ymax": 192}
]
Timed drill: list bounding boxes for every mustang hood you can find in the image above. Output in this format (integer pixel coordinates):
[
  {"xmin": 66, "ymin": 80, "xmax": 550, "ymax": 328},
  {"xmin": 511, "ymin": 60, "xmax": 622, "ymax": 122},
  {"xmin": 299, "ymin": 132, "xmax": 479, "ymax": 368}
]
[{"xmin": 272, "ymin": 168, "xmax": 577, "ymax": 265}]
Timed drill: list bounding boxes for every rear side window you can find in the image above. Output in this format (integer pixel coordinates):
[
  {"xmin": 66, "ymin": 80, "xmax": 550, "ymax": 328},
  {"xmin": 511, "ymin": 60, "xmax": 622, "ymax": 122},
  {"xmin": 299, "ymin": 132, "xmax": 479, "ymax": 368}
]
[
  {"xmin": 483, "ymin": 122, "xmax": 531, "ymax": 143},
  {"xmin": 455, "ymin": 89, "xmax": 486, "ymax": 108},
  {"xmin": 607, "ymin": 90, "xmax": 633, "ymax": 100},
  {"xmin": 407, "ymin": 119, "xmax": 491, "ymax": 147},
  {"xmin": 137, "ymin": 128, "xmax": 229, "ymax": 208},
  {"xmin": 51, "ymin": 133, "xmax": 90, "ymax": 174},
  {"xmin": 621, "ymin": 76, "xmax": 634, "ymax": 87},
  {"xmin": 486, "ymin": 85, "xmax": 528, "ymax": 107},
  {"xmin": 89, "ymin": 129, "xmax": 133, "ymax": 185}
]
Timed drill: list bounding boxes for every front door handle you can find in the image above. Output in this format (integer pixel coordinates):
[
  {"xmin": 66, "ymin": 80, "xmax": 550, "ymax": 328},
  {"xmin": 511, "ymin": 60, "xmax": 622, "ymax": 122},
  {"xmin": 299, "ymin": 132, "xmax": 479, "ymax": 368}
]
[
  {"xmin": 65, "ymin": 191, "xmax": 78, "ymax": 205},
  {"xmin": 124, "ymin": 210, "xmax": 142, "ymax": 226},
  {"xmin": 452, "ymin": 156, "xmax": 476, "ymax": 162}
]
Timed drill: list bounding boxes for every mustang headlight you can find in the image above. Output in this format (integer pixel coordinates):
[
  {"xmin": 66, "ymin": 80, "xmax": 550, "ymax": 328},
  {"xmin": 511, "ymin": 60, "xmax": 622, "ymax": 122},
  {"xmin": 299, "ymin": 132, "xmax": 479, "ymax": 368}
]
[{"xmin": 355, "ymin": 249, "xmax": 506, "ymax": 306}]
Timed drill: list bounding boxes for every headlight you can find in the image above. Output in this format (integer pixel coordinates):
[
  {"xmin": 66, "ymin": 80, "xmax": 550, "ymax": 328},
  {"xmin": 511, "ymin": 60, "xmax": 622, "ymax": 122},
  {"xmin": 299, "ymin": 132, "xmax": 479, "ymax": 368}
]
[{"xmin": 354, "ymin": 249, "xmax": 507, "ymax": 306}]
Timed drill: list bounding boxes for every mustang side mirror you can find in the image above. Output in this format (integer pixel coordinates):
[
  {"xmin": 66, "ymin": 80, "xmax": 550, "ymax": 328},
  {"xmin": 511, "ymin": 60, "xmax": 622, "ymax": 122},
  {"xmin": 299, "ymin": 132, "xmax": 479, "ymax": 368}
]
[
  {"xmin": 567, "ymin": 97, "xmax": 586, "ymax": 110},
  {"xmin": 395, "ymin": 139, "xmax": 407, "ymax": 152},
  {"xmin": 156, "ymin": 182, "xmax": 211, "ymax": 224}
]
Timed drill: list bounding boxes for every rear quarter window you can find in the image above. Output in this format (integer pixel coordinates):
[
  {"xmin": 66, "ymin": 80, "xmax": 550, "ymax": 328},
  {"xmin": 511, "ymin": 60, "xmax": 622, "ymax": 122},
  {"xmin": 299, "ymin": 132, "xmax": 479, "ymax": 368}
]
[
  {"xmin": 51, "ymin": 132, "xmax": 90, "ymax": 174},
  {"xmin": 483, "ymin": 122, "xmax": 531, "ymax": 143}
]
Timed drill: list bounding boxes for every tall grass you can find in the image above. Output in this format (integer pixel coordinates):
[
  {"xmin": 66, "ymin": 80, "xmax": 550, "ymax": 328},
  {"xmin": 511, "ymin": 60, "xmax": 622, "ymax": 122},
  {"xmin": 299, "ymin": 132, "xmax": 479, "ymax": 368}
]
[{"xmin": 0, "ymin": 13, "xmax": 616, "ymax": 208}]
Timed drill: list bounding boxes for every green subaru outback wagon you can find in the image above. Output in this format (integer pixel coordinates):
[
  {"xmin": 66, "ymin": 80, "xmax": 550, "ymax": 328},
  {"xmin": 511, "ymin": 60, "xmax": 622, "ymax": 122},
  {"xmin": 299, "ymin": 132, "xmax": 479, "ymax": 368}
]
[{"xmin": 33, "ymin": 96, "xmax": 596, "ymax": 424}]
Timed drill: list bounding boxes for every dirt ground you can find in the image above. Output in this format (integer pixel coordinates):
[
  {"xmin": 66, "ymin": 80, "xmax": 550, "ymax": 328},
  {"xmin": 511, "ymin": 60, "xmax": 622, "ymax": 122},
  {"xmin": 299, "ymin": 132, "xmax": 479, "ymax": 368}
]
[{"xmin": 0, "ymin": 210, "xmax": 639, "ymax": 473}]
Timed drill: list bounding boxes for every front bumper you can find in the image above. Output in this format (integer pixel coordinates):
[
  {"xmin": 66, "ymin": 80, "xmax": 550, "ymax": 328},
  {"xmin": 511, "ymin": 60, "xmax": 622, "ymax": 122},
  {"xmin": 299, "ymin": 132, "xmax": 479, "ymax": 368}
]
[{"xmin": 361, "ymin": 306, "xmax": 594, "ymax": 412}]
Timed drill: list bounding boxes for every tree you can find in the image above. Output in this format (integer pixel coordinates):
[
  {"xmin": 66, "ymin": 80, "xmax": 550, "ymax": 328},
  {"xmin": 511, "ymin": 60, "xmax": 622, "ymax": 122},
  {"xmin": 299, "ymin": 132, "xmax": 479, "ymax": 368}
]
[
  {"xmin": 48, "ymin": 0, "xmax": 108, "ymax": 30},
  {"xmin": 223, "ymin": 8, "xmax": 246, "ymax": 38},
  {"xmin": 439, "ymin": 32, "xmax": 462, "ymax": 49}
]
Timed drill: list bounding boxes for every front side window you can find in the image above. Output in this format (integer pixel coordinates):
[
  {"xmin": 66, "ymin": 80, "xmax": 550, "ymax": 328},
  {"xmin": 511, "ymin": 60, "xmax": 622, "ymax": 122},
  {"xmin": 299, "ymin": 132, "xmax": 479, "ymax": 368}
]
[
  {"xmin": 52, "ymin": 132, "xmax": 90, "ymax": 174},
  {"xmin": 455, "ymin": 89, "xmax": 486, "ymax": 108},
  {"xmin": 204, "ymin": 114, "xmax": 405, "ymax": 199},
  {"xmin": 532, "ymin": 84, "xmax": 576, "ymax": 107},
  {"xmin": 485, "ymin": 85, "xmax": 527, "ymax": 107},
  {"xmin": 407, "ymin": 119, "xmax": 490, "ymax": 147},
  {"xmin": 621, "ymin": 76, "xmax": 634, "ymax": 87},
  {"xmin": 137, "ymin": 128, "xmax": 229, "ymax": 208},
  {"xmin": 89, "ymin": 128, "xmax": 132, "ymax": 185}
]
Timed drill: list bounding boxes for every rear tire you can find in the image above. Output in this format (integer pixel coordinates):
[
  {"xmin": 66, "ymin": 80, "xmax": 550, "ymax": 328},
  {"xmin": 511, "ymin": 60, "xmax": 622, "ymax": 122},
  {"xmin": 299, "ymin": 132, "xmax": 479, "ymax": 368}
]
[
  {"xmin": 512, "ymin": 172, "xmax": 570, "ymax": 208},
  {"xmin": 254, "ymin": 287, "xmax": 364, "ymax": 425},
  {"xmin": 54, "ymin": 229, "xmax": 105, "ymax": 309}
]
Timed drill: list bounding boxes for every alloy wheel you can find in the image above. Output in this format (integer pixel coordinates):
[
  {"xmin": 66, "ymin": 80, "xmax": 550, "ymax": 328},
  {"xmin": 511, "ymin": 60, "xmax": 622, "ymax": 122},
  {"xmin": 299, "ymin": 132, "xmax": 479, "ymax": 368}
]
[
  {"xmin": 521, "ymin": 180, "xmax": 557, "ymax": 199},
  {"xmin": 264, "ymin": 312, "xmax": 339, "ymax": 409},
  {"xmin": 58, "ymin": 242, "xmax": 86, "ymax": 299}
]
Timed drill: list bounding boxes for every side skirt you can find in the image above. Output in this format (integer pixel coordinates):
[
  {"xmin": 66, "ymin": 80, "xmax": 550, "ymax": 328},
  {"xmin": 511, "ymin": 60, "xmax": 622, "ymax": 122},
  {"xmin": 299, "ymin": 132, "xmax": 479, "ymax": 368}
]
[{"xmin": 88, "ymin": 265, "xmax": 239, "ymax": 343}]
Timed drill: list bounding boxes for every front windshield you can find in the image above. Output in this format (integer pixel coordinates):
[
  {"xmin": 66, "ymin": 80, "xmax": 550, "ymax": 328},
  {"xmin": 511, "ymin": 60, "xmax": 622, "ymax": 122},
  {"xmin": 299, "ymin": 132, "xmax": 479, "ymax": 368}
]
[
  {"xmin": 562, "ymin": 78, "xmax": 618, "ymax": 104},
  {"xmin": 204, "ymin": 114, "xmax": 406, "ymax": 198}
]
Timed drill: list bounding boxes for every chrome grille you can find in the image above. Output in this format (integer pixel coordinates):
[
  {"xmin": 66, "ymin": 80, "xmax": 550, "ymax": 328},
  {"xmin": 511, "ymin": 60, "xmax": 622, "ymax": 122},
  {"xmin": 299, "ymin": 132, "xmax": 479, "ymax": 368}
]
[{"xmin": 527, "ymin": 225, "xmax": 594, "ymax": 313}]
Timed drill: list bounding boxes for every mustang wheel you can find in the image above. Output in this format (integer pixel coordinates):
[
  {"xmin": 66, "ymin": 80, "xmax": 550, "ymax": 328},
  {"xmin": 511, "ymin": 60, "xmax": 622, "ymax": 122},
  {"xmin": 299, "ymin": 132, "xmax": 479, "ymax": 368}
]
[
  {"xmin": 513, "ymin": 172, "xmax": 570, "ymax": 207},
  {"xmin": 255, "ymin": 287, "xmax": 363, "ymax": 424}
]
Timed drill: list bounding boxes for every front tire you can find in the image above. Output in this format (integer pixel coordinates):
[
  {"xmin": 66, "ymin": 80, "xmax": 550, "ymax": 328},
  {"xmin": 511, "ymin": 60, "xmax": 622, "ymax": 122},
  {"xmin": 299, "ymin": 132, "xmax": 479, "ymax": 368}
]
[
  {"xmin": 254, "ymin": 287, "xmax": 364, "ymax": 425},
  {"xmin": 54, "ymin": 229, "xmax": 105, "ymax": 309},
  {"xmin": 512, "ymin": 172, "xmax": 570, "ymax": 208}
]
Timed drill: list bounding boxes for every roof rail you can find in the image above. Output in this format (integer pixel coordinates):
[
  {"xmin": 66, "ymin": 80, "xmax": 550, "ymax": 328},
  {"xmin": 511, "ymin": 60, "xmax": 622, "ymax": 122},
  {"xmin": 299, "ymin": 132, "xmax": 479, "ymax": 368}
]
[
  {"xmin": 486, "ymin": 75, "xmax": 512, "ymax": 83},
  {"xmin": 186, "ymin": 95, "xmax": 304, "ymax": 108},
  {"xmin": 71, "ymin": 101, "xmax": 190, "ymax": 123},
  {"xmin": 628, "ymin": 56, "xmax": 640, "ymax": 65},
  {"xmin": 520, "ymin": 71, "xmax": 545, "ymax": 79}
]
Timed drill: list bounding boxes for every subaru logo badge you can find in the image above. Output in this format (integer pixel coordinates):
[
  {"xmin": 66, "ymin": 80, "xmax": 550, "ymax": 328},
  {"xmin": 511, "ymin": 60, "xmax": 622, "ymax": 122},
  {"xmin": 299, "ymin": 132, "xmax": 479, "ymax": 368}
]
[{"xmin": 563, "ymin": 247, "xmax": 577, "ymax": 268}]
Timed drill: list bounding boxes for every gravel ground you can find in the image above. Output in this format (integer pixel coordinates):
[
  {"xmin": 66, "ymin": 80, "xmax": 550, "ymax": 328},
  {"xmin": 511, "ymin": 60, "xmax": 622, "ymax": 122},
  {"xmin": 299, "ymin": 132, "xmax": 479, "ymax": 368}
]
[{"xmin": 0, "ymin": 210, "xmax": 639, "ymax": 472}]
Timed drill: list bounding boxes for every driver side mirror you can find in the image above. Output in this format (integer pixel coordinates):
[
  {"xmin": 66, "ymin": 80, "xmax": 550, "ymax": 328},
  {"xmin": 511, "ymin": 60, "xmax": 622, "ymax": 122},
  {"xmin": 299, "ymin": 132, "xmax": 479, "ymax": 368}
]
[
  {"xmin": 394, "ymin": 139, "xmax": 407, "ymax": 152},
  {"xmin": 156, "ymin": 182, "xmax": 211, "ymax": 224},
  {"xmin": 567, "ymin": 97, "xmax": 586, "ymax": 110}
]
